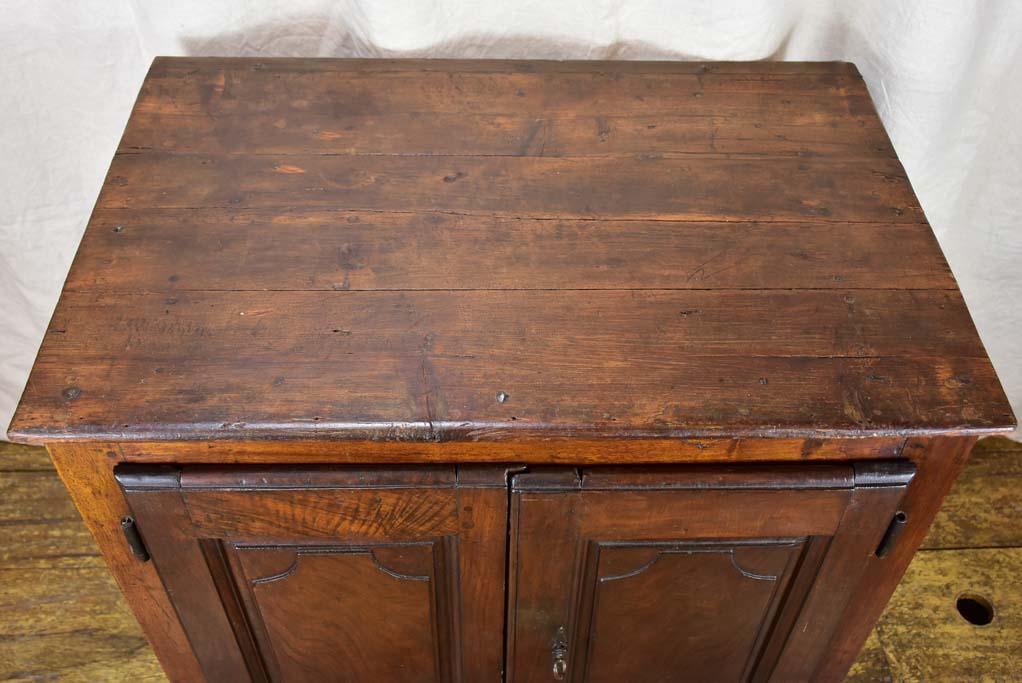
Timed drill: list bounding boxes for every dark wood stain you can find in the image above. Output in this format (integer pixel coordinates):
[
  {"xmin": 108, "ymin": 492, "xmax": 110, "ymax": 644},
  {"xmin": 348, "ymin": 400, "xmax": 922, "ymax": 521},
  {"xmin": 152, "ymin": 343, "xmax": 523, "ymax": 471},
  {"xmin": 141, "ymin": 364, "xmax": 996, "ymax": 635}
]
[
  {"xmin": 4, "ymin": 58, "xmax": 1015, "ymax": 683},
  {"xmin": 7, "ymin": 58, "xmax": 1012, "ymax": 444}
]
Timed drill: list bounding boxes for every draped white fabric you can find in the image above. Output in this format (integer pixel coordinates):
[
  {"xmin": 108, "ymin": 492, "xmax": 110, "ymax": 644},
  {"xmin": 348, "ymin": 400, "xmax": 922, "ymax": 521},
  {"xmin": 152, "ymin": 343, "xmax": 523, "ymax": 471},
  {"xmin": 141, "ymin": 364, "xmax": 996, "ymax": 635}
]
[{"xmin": 2, "ymin": 0, "xmax": 1020, "ymax": 438}]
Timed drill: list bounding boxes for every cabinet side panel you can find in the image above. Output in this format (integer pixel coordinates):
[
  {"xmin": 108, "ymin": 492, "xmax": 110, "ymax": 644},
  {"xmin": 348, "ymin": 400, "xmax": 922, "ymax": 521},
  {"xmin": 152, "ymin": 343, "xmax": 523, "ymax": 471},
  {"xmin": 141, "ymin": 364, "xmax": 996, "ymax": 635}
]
[
  {"xmin": 768, "ymin": 477, "xmax": 911, "ymax": 680},
  {"xmin": 46, "ymin": 444, "xmax": 205, "ymax": 682},
  {"xmin": 813, "ymin": 436, "xmax": 976, "ymax": 680}
]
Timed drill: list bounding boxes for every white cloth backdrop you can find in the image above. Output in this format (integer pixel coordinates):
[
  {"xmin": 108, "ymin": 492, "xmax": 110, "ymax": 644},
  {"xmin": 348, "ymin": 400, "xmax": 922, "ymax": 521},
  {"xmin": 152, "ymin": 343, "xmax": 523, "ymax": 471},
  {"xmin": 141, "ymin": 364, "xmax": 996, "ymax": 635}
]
[{"xmin": 2, "ymin": 1, "xmax": 1020, "ymax": 439}]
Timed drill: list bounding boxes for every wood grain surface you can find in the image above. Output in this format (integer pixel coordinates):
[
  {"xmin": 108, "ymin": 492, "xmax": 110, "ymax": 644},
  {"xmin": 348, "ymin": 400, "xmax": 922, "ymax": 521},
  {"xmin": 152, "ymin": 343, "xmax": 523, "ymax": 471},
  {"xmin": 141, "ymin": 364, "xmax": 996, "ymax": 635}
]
[{"xmin": 7, "ymin": 58, "xmax": 1014, "ymax": 444}]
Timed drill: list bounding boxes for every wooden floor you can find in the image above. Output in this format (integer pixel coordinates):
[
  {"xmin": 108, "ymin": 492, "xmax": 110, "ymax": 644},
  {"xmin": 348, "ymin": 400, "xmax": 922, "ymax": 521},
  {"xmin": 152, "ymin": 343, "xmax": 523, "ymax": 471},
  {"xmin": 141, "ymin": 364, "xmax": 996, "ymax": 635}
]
[{"xmin": 1, "ymin": 439, "xmax": 1019, "ymax": 681}]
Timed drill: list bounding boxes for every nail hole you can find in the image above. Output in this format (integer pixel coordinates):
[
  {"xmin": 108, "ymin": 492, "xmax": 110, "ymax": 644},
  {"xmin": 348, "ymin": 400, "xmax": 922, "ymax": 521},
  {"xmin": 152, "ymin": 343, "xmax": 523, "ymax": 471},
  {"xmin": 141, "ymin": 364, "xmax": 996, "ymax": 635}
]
[
  {"xmin": 956, "ymin": 593, "xmax": 994, "ymax": 626},
  {"xmin": 112, "ymin": 225, "xmax": 124, "ymax": 233}
]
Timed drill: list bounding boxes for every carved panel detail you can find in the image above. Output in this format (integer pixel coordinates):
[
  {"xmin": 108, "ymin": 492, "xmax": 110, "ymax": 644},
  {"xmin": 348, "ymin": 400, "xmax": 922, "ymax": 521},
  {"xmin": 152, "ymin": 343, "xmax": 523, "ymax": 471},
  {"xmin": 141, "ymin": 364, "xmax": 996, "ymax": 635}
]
[
  {"xmin": 574, "ymin": 539, "xmax": 809, "ymax": 682},
  {"xmin": 203, "ymin": 539, "xmax": 458, "ymax": 682},
  {"xmin": 240, "ymin": 543, "xmax": 436, "ymax": 585},
  {"xmin": 597, "ymin": 540, "xmax": 801, "ymax": 584}
]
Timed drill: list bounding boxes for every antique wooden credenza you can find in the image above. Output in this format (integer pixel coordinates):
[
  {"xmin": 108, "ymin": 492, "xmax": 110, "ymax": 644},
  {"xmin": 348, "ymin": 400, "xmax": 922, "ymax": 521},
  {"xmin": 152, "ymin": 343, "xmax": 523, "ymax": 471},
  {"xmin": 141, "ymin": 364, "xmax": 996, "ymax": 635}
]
[{"xmin": 8, "ymin": 58, "xmax": 1015, "ymax": 682}]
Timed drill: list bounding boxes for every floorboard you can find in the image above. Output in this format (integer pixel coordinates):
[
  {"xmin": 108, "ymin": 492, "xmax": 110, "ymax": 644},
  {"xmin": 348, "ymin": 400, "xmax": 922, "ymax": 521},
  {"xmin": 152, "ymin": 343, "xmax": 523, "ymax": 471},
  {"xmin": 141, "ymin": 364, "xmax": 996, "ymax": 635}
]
[
  {"xmin": 920, "ymin": 437, "xmax": 1022, "ymax": 550},
  {"xmin": 0, "ymin": 445, "xmax": 164, "ymax": 682},
  {"xmin": 870, "ymin": 547, "xmax": 1022, "ymax": 682}
]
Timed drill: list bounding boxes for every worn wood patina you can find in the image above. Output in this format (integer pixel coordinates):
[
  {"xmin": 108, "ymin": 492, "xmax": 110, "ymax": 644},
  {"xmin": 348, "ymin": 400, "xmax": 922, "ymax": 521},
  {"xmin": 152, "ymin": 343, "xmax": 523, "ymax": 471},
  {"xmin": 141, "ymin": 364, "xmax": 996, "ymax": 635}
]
[
  {"xmin": 6, "ymin": 58, "xmax": 1014, "ymax": 682},
  {"xmin": 8, "ymin": 58, "xmax": 1012, "ymax": 444}
]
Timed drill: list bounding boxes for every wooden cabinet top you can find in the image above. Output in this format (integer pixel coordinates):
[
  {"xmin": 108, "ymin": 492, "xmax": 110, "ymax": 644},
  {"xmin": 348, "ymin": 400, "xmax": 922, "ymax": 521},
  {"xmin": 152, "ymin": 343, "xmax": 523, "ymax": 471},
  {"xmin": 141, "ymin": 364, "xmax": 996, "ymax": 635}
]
[{"xmin": 8, "ymin": 58, "xmax": 1014, "ymax": 445}]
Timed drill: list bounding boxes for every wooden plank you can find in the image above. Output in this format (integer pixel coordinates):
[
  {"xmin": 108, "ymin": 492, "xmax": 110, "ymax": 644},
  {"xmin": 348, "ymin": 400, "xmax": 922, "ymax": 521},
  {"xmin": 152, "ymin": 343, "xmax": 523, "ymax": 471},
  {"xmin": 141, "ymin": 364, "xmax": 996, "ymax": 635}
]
[
  {"xmin": 94, "ymin": 153, "xmax": 924, "ymax": 223},
  {"xmin": 457, "ymin": 484, "xmax": 513, "ymax": 680},
  {"xmin": 119, "ymin": 112, "xmax": 895, "ymax": 158},
  {"xmin": 126, "ymin": 59, "xmax": 891, "ymax": 160},
  {"xmin": 576, "ymin": 488, "xmax": 852, "ymax": 538},
  {"xmin": 0, "ymin": 470, "xmax": 81, "ymax": 523},
  {"xmin": 0, "ymin": 441, "xmax": 52, "ymax": 471},
  {"xmin": 867, "ymin": 547, "xmax": 1022, "ymax": 682},
  {"xmin": 9, "ymin": 287, "xmax": 1011, "ymax": 443},
  {"xmin": 922, "ymin": 436, "xmax": 1022, "ymax": 549},
  {"xmin": 845, "ymin": 630, "xmax": 894, "ymax": 682},
  {"xmin": 0, "ymin": 560, "xmax": 165, "ymax": 682},
  {"xmin": 0, "ymin": 520, "xmax": 100, "ymax": 567},
  {"xmin": 68, "ymin": 210, "xmax": 953, "ymax": 292},
  {"xmin": 38, "ymin": 289, "xmax": 988, "ymax": 360},
  {"xmin": 132, "ymin": 65, "xmax": 872, "ymax": 119},
  {"xmin": 0, "ymin": 456, "xmax": 98, "ymax": 569}
]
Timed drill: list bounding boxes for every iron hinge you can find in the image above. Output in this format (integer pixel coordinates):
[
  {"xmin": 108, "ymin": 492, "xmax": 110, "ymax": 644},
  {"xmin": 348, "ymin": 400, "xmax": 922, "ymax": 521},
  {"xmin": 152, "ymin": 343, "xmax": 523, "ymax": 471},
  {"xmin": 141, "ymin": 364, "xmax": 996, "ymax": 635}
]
[
  {"xmin": 875, "ymin": 510, "xmax": 909, "ymax": 558},
  {"xmin": 120, "ymin": 515, "xmax": 150, "ymax": 562}
]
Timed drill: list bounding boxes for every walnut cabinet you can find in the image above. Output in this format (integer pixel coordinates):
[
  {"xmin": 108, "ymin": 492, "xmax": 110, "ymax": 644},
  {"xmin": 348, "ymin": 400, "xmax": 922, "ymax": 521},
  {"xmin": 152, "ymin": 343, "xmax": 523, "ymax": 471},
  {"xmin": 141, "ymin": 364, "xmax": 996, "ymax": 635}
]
[{"xmin": 8, "ymin": 58, "xmax": 1014, "ymax": 682}]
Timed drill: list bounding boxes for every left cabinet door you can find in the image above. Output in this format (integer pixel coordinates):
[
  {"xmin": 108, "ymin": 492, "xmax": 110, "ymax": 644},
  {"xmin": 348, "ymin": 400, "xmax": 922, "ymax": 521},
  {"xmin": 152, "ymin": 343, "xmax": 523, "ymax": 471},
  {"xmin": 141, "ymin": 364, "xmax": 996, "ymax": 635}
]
[{"xmin": 115, "ymin": 464, "xmax": 510, "ymax": 683}]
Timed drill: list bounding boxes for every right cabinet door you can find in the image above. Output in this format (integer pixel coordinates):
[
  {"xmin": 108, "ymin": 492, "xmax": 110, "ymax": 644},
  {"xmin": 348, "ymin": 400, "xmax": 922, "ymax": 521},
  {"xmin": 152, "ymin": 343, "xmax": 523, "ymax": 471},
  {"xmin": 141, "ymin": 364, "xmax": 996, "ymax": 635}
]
[{"xmin": 507, "ymin": 461, "xmax": 914, "ymax": 683}]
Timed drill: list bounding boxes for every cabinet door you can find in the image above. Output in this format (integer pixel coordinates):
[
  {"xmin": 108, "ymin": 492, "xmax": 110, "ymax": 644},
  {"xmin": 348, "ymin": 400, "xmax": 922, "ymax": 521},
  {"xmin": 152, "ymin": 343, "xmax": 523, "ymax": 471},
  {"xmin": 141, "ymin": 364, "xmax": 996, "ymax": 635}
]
[
  {"xmin": 507, "ymin": 462, "xmax": 914, "ymax": 683},
  {"xmin": 116, "ymin": 465, "xmax": 510, "ymax": 683}
]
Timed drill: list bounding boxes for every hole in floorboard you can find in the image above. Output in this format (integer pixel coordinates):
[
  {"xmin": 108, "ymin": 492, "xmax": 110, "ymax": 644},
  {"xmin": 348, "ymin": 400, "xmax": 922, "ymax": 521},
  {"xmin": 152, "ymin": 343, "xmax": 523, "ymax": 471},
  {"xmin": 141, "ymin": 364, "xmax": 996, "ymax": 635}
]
[{"xmin": 956, "ymin": 593, "xmax": 995, "ymax": 626}]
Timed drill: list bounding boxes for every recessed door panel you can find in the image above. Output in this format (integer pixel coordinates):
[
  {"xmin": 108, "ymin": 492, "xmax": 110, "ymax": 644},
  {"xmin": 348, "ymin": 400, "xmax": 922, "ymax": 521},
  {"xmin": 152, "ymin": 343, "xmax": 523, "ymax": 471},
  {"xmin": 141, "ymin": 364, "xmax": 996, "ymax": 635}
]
[
  {"xmin": 230, "ymin": 543, "xmax": 446, "ymax": 682},
  {"xmin": 581, "ymin": 541, "xmax": 802, "ymax": 682}
]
